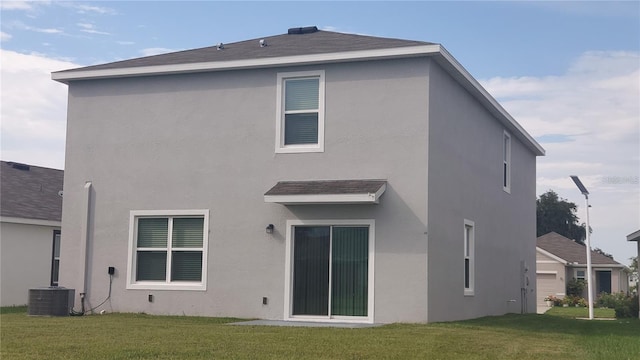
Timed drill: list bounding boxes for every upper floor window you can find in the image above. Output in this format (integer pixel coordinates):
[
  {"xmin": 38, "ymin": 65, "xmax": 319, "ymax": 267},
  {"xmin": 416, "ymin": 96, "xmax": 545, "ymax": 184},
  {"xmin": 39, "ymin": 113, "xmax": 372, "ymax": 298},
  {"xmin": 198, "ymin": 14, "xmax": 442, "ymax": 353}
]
[
  {"xmin": 276, "ymin": 70, "xmax": 325, "ymax": 153},
  {"xmin": 503, "ymin": 131, "xmax": 511, "ymax": 193}
]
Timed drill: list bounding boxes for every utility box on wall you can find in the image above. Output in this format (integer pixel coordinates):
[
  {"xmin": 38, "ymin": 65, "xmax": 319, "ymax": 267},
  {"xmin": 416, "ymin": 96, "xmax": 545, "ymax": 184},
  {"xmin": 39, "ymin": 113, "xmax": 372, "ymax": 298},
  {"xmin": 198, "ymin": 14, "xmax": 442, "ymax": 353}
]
[{"xmin": 28, "ymin": 287, "xmax": 75, "ymax": 316}]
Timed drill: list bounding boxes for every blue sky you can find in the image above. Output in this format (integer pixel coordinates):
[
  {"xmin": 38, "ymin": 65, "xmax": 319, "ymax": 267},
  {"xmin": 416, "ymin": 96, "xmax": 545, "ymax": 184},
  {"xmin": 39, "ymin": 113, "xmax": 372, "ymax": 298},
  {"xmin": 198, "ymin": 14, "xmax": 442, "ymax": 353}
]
[
  {"xmin": 3, "ymin": 1, "xmax": 639, "ymax": 77},
  {"xmin": 1, "ymin": 1, "xmax": 639, "ymax": 265}
]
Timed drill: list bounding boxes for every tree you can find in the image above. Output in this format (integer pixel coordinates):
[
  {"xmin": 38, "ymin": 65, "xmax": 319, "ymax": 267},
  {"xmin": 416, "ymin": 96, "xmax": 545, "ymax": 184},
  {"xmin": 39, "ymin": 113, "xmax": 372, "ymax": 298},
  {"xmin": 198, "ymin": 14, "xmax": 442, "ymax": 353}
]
[
  {"xmin": 536, "ymin": 190, "xmax": 587, "ymax": 244},
  {"xmin": 630, "ymin": 256, "xmax": 638, "ymax": 293},
  {"xmin": 593, "ymin": 247, "xmax": 614, "ymax": 259}
]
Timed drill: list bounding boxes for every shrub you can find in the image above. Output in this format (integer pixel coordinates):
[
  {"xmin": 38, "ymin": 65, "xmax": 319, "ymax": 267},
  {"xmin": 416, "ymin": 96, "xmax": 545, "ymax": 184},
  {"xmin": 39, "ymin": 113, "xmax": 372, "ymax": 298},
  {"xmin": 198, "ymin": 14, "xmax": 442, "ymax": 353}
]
[
  {"xmin": 597, "ymin": 292, "xmax": 625, "ymax": 308},
  {"xmin": 562, "ymin": 295, "xmax": 580, "ymax": 306},
  {"xmin": 576, "ymin": 297, "xmax": 588, "ymax": 307},
  {"xmin": 614, "ymin": 294, "xmax": 639, "ymax": 318},
  {"xmin": 566, "ymin": 278, "xmax": 586, "ymax": 297}
]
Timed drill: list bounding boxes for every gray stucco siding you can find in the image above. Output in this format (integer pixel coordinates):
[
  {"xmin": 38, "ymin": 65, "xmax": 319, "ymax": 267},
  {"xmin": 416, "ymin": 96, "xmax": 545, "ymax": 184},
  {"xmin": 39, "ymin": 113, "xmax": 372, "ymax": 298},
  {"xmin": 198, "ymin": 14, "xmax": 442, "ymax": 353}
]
[
  {"xmin": 426, "ymin": 61, "xmax": 537, "ymax": 322},
  {"xmin": 60, "ymin": 58, "xmax": 432, "ymax": 322},
  {"xmin": 0, "ymin": 222, "xmax": 58, "ymax": 306}
]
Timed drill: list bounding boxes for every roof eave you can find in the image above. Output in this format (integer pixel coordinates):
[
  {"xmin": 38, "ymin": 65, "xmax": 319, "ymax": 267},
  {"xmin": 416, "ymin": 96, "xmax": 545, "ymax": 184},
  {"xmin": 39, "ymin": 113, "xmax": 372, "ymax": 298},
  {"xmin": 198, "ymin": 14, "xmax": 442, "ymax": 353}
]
[
  {"xmin": 627, "ymin": 229, "xmax": 640, "ymax": 242},
  {"xmin": 434, "ymin": 47, "xmax": 545, "ymax": 156},
  {"xmin": 52, "ymin": 45, "xmax": 442, "ymax": 83},
  {"xmin": 0, "ymin": 216, "xmax": 61, "ymax": 227},
  {"xmin": 536, "ymin": 247, "xmax": 568, "ymax": 265}
]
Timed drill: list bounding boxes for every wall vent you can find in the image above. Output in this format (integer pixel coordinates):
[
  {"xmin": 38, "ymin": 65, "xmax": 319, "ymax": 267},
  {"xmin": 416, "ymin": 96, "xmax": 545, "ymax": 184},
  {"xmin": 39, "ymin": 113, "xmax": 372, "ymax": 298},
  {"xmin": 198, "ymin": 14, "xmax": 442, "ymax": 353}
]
[{"xmin": 28, "ymin": 287, "xmax": 75, "ymax": 316}]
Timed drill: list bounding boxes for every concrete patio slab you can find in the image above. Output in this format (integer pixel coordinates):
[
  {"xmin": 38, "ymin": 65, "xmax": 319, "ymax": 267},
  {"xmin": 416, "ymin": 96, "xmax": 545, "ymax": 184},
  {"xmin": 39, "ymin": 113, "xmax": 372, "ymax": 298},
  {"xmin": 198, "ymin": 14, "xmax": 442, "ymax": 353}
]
[{"xmin": 229, "ymin": 320, "xmax": 383, "ymax": 328}]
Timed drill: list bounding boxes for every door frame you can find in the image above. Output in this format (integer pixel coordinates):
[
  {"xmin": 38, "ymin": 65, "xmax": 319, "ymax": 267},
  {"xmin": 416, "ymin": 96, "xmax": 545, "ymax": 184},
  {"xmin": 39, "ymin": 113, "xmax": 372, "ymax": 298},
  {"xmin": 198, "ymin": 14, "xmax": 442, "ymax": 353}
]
[{"xmin": 284, "ymin": 219, "xmax": 375, "ymax": 323}]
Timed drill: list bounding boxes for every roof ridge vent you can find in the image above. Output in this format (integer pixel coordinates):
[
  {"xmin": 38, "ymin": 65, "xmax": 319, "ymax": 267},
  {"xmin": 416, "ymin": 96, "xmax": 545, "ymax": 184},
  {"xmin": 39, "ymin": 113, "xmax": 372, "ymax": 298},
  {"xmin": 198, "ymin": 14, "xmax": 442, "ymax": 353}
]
[{"xmin": 287, "ymin": 26, "xmax": 318, "ymax": 35}]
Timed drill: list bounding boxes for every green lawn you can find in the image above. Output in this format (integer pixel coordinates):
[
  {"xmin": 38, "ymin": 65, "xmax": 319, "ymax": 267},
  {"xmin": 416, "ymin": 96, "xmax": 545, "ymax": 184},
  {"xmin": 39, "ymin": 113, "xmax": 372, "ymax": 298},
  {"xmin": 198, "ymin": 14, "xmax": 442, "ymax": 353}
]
[
  {"xmin": 1, "ymin": 307, "xmax": 638, "ymax": 359},
  {"xmin": 545, "ymin": 306, "xmax": 616, "ymax": 319}
]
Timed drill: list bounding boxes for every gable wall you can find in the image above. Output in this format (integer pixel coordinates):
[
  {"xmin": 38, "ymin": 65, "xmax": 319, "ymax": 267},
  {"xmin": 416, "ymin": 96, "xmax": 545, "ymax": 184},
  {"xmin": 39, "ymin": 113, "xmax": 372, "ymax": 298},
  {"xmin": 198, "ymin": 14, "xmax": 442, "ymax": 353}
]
[{"xmin": 426, "ymin": 61, "xmax": 538, "ymax": 321}]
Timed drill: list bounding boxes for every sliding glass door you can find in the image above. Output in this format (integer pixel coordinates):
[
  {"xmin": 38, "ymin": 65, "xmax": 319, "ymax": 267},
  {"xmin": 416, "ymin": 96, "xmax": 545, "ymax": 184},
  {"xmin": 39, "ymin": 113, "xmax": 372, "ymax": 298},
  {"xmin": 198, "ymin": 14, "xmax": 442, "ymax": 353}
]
[{"xmin": 292, "ymin": 225, "xmax": 369, "ymax": 317}]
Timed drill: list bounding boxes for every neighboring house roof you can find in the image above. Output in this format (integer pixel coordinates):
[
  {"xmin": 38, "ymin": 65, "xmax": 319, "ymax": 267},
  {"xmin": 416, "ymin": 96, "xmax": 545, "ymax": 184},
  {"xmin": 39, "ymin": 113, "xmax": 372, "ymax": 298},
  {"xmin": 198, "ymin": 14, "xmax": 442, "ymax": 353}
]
[
  {"xmin": 0, "ymin": 161, "xmax": 63, "ymax": 222},
  {"xmin": 51, "ymin": 27, "xmax": 545, "ymax": 157},
  {"xmin": 537, "ymin": 232, "xmax": 623, "ymax": 266}
]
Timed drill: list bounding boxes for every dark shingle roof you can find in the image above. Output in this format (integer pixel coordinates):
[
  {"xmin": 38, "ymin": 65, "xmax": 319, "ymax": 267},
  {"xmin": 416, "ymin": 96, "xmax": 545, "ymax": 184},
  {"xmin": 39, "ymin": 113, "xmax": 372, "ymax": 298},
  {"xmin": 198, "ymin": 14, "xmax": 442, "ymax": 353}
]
[
  {"xmin": 55, "ymin": 29, "xmax": 433, "ymax": 73},
  {"xmin": 265, "ymin": 179, "xmax": 386, "ymax": 196},
  {"xmin": 0, "ymin": 161, "xmax": 63, "ymax": 222},
  {"xmin": 537, "ymin": 232, "xmax": 622, "ymax": 266}
]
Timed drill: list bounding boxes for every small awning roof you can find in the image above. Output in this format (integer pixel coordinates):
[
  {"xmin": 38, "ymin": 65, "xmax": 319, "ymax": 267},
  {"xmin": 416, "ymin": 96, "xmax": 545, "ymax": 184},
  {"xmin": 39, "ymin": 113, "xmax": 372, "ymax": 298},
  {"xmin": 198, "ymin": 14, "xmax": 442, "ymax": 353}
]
[{"xmin": 264, "ymin": 179, "xmax": 387, "ymax": 205}]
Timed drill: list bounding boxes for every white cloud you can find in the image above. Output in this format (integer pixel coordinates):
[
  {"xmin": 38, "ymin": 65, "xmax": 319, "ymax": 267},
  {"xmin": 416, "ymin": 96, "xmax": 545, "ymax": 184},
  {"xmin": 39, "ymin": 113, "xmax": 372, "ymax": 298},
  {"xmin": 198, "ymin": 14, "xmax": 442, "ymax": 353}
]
[
  {"xmin": 76, "ymin": 22, "xmax": 110, "ymax": 35},
  {"xmin": 1, "ymin": 31, "xmax": 12, "ymax": 41},
  {"xmin": 140, "ymin": 48, "xmax": 176, "ymax": 57},
  {"xmin": 117, "ymin": 41, "xmax": 135, "ymax": 45},
  {"xmin": 7, "ymin": 20, "xmax": 65, "ymax": 35},
  {"xmin": 0, "ymin": 1, "xmax": 38, "ymax": 10},
  {"xmin": 481, "ymin": 51, "xmax": 640, "ymax": 264},
  {"xmin": 0, "ymin": 50, "xmax": 78, "ymax": 169},
  {"xmin": 34, "ymin": 27, "xmax": 63, "ymax": 34},
  {"xmin": 58, "ymin": 2, "xmax": 116, "ymax": 15}
]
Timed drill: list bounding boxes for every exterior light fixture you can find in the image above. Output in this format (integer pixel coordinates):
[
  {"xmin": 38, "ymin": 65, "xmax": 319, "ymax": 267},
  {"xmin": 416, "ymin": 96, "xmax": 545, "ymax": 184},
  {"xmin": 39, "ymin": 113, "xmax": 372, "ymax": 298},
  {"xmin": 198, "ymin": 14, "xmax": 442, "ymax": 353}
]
[
  {"xmin": 570, "ymin": 175, "xmax": 594, "ymax": 320},
  {"xmin": 266, "ymin": 224, "xmax": 274, "ymax": 234}
]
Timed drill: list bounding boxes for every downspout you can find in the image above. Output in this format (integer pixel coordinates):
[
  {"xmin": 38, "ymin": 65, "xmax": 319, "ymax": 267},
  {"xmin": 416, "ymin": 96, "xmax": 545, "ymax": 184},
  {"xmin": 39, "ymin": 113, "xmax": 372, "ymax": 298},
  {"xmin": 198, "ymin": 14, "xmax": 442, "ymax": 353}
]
[{"xmin": 75, "ymin": 181, "xmax": 92, "ymax": 314}]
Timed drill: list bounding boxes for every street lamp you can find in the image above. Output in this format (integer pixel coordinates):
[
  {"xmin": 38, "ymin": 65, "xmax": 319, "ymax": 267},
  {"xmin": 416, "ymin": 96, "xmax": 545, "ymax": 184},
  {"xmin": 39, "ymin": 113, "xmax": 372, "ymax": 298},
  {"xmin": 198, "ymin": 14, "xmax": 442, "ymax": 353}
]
[{"xmin": 570, "ymin": 175, "xmax": 594, "ymax": 320}]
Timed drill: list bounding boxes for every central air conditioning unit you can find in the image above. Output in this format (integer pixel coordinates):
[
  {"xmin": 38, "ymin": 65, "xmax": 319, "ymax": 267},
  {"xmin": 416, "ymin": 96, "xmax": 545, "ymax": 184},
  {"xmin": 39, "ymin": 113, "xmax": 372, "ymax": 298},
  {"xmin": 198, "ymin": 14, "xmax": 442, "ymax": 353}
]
[{"xmin": 28, "ymin": 287, "xmax": 75, "ymax": 316}]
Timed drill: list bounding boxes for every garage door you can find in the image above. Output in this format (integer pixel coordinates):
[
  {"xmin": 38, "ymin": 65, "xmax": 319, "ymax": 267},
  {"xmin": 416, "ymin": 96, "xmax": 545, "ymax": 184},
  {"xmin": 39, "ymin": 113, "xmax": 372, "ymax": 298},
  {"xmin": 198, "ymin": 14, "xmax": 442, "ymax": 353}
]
[{"xmin": 537, "ymin": 273, "xmax": 557, "ymax": 305}]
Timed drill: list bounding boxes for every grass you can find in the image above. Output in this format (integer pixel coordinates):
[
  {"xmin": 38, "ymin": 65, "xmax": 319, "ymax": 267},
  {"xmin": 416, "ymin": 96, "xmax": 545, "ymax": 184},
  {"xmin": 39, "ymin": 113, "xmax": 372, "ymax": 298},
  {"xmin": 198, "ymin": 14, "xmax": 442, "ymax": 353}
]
[
  {"xmin": 1, "ymin": 307, "xmax": 639, "ymax": 359},
  {"xmin": 545, "ymin": 306, "xmax": 616, "ymax": 319}
]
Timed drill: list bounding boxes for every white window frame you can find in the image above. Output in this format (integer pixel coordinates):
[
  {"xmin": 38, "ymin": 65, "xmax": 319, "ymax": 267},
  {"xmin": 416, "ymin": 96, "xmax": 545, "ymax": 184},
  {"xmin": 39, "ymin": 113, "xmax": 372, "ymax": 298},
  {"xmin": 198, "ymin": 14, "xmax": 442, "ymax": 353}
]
[
  {"xmin": 575, "ymin": 269, "xmax": 586, "ymax": 281},
  {"xmin": 275, "ymin": 70, "xmax": 325, "ymax": 153},
  {"xmin": 126, "ymin": 209, "xmax": 209, "ymax": 291},
  {"xmin": 503, "ymin": 131, "xmax": 511, "ymax": 193},
  {"xmin": 464, "ymin": 219, "xmax": 475, "ymax": 296},
  {"xmin": 50, "ymin": 230, "xmax": 61, "ymax": 286},
  {"xmin": 284, "ymin": 219, "xmax": 375, "ymax": 323}
]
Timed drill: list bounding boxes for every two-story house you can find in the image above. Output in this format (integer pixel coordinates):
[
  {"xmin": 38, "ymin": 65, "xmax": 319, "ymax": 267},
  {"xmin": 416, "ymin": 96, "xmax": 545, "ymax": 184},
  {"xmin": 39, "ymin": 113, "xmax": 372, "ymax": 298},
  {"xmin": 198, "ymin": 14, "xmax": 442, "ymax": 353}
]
[{"xmin": 53, "ymin": 27, "xmax": 544, "ymax": 323}]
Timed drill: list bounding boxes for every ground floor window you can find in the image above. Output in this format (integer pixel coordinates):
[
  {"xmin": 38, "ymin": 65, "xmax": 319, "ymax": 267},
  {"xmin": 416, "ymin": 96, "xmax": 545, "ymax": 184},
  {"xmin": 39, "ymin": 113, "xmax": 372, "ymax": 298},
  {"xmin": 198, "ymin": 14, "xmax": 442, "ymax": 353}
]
[
  {"xmin": 127, "ymin": 210, "xmax": 209, "ymax": 291},
  {"xmin": 286, "ymin": 220, "xmax": 374, "ymax": 321},
  {"xmin": 464, "ymin": 219, "xmax": 475, "ymax": 296}
]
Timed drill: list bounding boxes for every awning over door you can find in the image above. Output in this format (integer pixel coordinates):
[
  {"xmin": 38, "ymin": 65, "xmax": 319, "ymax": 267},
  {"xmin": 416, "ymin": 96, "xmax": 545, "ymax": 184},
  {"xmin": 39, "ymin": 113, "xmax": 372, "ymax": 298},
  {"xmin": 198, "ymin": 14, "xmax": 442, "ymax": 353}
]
[{"xmin": 264, "ymin": 179, "xmax": 387, "ymax": 205}]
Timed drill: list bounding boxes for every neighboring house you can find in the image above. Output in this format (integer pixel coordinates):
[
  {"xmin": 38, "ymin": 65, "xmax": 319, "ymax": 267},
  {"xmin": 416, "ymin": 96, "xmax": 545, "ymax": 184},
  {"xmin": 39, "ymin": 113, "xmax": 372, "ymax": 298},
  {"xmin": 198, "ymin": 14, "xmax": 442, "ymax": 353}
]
[
  {"xmin": 0, "ymin": 161, "xmax": 63, "ymax": 306},
  {"xmin": 52, "ymin": 27, "xmax": 544, "ymax": 323},
  {"xmin": 536, "ymin": 232, "xmax": 629, "ymax": 305}
]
